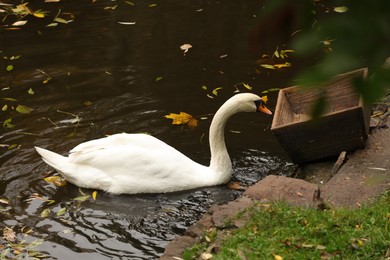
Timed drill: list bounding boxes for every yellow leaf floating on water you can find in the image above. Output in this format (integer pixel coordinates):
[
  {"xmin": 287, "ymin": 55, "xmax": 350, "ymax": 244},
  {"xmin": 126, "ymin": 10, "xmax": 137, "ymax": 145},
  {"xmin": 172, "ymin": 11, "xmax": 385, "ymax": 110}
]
[
  {"xmin": 261, "ymin": 95, "xmax": 268, "ymax": 103},
  {"xmin": 334, "ymin": 6, "xmax": 348, "ymax": 13},
  {"xmin": 92, "ymin": 191, "xmax": 97, "ymax": 200},
  {"xmin": 165, "ymin": 112, "xmax": 198, "ymax": 128},
  {"xmin": 260, "ymin": 64, "xmax": 276, "ymax": 69},
  {"xmin": 273, "ymin": 62, "xmax": 291, "ymax": 69},
  {"xmin": 33, "ymin": 11, "xmax": 47, "ymax": 18},
  {"xmin": 243, "ymin": 83, "xmax": 252, "ymax": 90},
  {"xmin": 44, "ymin": 176, "xmax": 67, "ymax": 187},
  {"xmin": 212, "ymin": 87, "xmax": 223, "ymax": 96},
  {"xmin": 16, "ymin": 104, "xmax": 34, "ymax": 114},
  {"xmin": 73, "ymin": 195, "xmax": 90, "ymax": 202}
]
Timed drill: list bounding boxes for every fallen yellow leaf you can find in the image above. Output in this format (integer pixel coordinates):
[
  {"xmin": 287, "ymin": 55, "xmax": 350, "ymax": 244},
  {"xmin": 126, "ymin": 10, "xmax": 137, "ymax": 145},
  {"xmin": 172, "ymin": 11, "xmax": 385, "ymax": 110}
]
[
  {"xmin": 33, "ymin": 12, "xmax": 45, "ymax": 18},
  {"xmin": 92, "ymin": 191, "xmax": 97, "ymax": 200},
  {"xmin": 261, "ymin": 95, "xmax": 268, "ymax": 103},
  {"xmin": 273, "ymin": 62, "xmax": 291, "ymax": 69},
  {"xmin": 4, "ymin": 227, "xmax": 16, "ymax": 242},
  {"xmin": 227, "ymin": 182, "xmax": 244, "ymax": 190},
  {"xmin": 44, "ymin": 176, "xmax": 67, "ymax": 187},
  {"xmin": 260, "ymin": 64, "xmax": 276, "ymax": 69},
  {"xmin": 212, "ymin": 87, "xmax": 223, "ymax": 96},
  {"xmin": 273, "ymin": 254, "xmax": 283, "ymax": 260},
  {"xmin": 165, "ymin": 112, "xmax": 198, "ymax": 128}
]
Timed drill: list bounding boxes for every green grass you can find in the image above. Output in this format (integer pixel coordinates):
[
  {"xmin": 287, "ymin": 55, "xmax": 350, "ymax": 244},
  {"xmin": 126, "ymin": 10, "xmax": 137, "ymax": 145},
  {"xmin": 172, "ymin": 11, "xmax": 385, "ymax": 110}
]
[{"xmin": 184, "ymin": 192, "xmax": 390, "ymax": 259}]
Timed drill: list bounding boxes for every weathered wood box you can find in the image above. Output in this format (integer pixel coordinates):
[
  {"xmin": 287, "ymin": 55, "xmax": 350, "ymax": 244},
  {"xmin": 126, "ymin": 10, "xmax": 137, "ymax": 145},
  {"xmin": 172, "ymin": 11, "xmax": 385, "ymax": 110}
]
[{"xmin": 271, "ymin": 68, "xmax": 370, "ymax": 164}]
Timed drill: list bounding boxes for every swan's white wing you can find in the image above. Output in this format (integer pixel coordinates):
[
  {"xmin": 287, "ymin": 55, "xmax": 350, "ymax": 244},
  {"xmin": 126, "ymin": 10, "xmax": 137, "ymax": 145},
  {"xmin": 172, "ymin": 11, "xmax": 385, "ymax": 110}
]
[
  {"xmin": 66, "ymin": 133, "xmax": 210, "ymax": 193},
  {"xmin": 70, "ymin": 133, "xmax": 170, "ymax": 153}
]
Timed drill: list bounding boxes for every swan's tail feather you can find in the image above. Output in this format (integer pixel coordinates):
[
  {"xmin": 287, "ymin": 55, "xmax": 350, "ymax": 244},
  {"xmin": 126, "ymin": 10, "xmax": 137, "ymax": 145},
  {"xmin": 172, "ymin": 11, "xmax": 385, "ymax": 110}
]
[{"xmin": 35, "ymin": 146, "xmax": 69, "ymax": 173}]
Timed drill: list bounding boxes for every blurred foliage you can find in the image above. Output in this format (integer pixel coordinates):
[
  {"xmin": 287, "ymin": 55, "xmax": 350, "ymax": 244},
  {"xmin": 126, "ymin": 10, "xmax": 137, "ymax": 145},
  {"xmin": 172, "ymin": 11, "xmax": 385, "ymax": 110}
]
[{"xmin": 262, "ymin": 0, "xmax": 390, "ymax": 107}]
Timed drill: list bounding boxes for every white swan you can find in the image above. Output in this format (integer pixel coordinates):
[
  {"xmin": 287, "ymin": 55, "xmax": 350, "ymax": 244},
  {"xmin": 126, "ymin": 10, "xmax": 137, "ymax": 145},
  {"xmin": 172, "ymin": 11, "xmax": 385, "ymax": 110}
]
[{"xmin": 35, "ymin": 93, "xmax": 272, "ymax": 194}]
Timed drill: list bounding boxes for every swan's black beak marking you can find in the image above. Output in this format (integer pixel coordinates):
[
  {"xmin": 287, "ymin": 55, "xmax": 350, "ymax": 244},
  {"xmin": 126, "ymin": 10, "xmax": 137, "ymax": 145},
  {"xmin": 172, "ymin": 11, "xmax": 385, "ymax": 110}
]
[{"xmin": 255, "ymin": 100, "xmax": 272, "ymax": 115}]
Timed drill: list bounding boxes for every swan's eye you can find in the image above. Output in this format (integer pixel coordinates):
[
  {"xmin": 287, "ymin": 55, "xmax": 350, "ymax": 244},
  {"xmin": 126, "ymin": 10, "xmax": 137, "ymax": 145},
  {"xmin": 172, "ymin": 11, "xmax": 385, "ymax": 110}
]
[
  {"xmin": 254, "ymin": 100, "xmax": 264, "ymax": 108},
  {"xmin": 255, "ymin": 100, "xmax": 272, "ymax": 115}
]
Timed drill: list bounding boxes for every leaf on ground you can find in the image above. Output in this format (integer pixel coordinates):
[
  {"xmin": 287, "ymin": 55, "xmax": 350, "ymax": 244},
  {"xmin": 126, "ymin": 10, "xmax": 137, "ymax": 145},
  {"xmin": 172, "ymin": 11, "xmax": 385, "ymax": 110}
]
[
  {"xmin": 16, "ymin": 104, "xmax": 34, "ymax": 114},
  {"xmin": 165, "ymin": 112, "xmax": 198, "ymax": 128},
  {"xmin": 316, "ymin": 244, "xmax": 326, "ymax": 250},
  {"xmin": 44, "ymin": 176, "xmax": 67, "ymax": 187},
  {"xmin": 40, "ymin": 208, "xmax": 51, "ymax": 218},
  {"xmin": 4, "ymin": 227, "xmax": 16, "ymax": 242},
  {"xmin": 0, "ymin": 198, "xmax": 9, "ymax": 205},
  {"xmin": 57, "ymin": 207, "xmax": 67, "ymax": 216},
  {"xmin": 200, "ymin": 253, "xmax": 213, "ymax": 260},
  {"xmin": 273, "ymin": 254, "xmax": 283, "ymax": 260}
]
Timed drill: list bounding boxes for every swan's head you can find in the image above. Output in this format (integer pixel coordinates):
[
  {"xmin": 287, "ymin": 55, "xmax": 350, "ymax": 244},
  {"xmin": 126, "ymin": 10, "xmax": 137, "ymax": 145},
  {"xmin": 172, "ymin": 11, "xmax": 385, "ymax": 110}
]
[{"xmin": 228, "ymin": 93, "xmax": 272, "ymax": 115}]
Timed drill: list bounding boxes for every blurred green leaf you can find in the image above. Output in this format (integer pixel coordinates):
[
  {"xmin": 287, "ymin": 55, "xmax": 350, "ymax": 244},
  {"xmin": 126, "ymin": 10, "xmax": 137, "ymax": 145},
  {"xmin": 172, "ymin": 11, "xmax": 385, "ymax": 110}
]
[
  {"xmin": 3, "ymin": 118, "xmax": 14, "ymax": 129},
  {"xmin": 16, "ymin": 104, "xmax": 34, "ymax": 114},
  {"xmin": 73, "ymin": 195, "xmax": 90, "ymax": 202},
  {"xmin": 311, "ymin": 92, "xmax": 328, "ymax": 119},
  {"xmin": 3, "ymin": 97, "xmax": 17, "ymax": 102},
  {"xmin": 334, "ymin": 6, "xmax": 349, "ymax": 13}
]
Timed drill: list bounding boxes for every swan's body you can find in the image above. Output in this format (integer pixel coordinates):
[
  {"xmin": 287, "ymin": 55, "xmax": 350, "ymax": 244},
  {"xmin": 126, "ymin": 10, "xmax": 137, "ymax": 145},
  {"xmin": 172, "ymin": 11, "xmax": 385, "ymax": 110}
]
[{"xmin": 35, "ymin": 93, "xmax": 271, "ymax": 194}]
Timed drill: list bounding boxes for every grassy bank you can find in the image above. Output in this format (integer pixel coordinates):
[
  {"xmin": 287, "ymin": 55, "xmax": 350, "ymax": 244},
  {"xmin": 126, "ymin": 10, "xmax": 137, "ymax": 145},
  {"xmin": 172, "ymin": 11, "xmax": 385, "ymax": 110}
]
[{"xmin": 184, "ymin": 192, "xmax": 390, "ymax": 259}]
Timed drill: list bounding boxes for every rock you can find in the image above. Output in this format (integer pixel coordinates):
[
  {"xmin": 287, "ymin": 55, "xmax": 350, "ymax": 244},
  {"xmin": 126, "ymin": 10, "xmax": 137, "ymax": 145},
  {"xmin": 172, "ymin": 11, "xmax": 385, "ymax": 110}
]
[
  {"xmin": 244, "ymin": 175, "xmax": 321, "ymax": 208},
  {"xmin": 161, "ymin": 236, "xmax": 196, "ymax": 260},
  {"xmin": 160, "ymin": 176, "xmax": 323, "ymax": 259},
  {"xmin": 208, "ymin": 196, "xmax": 253, "ymax": 228}
]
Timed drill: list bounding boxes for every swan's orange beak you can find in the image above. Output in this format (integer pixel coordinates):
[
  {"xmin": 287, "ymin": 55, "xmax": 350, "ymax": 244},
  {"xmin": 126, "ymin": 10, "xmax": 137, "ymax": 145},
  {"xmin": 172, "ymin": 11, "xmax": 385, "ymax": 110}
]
[{"xmin": 258, "ymin": 104, "xmax": 272, "ymax": 115}]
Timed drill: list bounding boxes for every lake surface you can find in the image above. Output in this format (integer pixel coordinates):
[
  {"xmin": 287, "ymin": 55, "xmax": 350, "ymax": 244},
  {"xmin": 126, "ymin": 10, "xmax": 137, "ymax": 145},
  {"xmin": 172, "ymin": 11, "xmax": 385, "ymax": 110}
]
[{"xmin": 1, "ymin": 1, "xmax": 298, "ymax": 258}]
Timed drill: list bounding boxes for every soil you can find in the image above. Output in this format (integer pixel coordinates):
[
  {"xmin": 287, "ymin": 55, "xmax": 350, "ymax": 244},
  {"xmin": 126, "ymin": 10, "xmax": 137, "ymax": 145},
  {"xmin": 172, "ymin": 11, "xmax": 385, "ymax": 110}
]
[{"xmin": 161, "ymin": 94, "xmax": 390, "ymax": 259}]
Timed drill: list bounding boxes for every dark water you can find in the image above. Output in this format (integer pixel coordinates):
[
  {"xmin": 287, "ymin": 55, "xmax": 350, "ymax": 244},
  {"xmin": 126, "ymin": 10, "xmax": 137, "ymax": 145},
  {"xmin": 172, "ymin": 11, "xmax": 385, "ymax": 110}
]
[{"xmin": 1, "ymin": 1, "xmax": 297, "ymax": 258}]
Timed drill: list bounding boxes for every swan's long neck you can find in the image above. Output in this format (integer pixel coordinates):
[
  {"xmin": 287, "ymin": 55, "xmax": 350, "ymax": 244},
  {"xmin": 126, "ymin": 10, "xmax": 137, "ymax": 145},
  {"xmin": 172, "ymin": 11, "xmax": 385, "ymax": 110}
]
[{"xmin": 208, "ymin": 99, "xmax": 238, "ymax": 181}]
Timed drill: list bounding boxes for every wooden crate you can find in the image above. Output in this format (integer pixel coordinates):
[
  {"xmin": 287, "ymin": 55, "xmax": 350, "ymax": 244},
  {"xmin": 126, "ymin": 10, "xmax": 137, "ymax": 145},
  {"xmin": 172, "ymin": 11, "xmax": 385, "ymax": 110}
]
[{"xmin": 271, "ymin": 68, "xmax": 370, "ymax": 164}]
